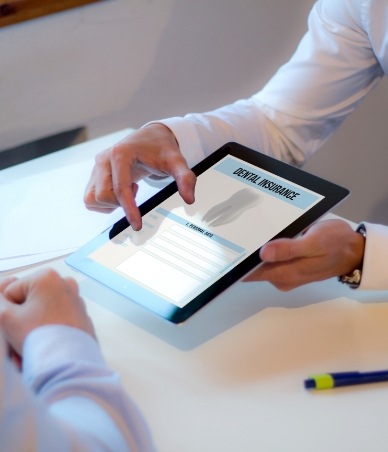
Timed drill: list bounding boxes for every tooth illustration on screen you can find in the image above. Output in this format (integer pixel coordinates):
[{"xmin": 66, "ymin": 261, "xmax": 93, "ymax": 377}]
[{"xmin": 202, "ymin": 188, "xmax": 261, "ymax": 227}]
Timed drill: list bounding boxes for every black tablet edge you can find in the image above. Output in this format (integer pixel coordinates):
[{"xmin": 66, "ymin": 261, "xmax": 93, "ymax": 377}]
[{"xmin": 69, "ymin": 142, "xmax": 350, "ymax": 324}]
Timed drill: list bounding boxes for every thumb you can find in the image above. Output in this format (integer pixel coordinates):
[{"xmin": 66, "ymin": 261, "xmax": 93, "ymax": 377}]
[
  {"xmin": 0, "ymin": 292, "xmax": 18, "ymax": 329},
  {"xmin": 173, "ymin": 166, "xmax": 196, "ymax": 205},
  {"xmin": 0, "ymin": 292, "xmax": 29, "ymax": 355},
  {"xmin": 0, "ymin": 276, "xmax": 17, "ymax": 293},
  {"xmin": 3, "ymin": 277, "xmax": 28, "ymax": 305},
  {"xmin": 259, "ymin": 236, "xmax": 313, "ymax": 263}
]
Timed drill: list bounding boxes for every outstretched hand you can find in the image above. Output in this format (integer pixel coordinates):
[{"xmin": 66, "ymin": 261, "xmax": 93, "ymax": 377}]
[
  {"xmin": 84, "ymin": 123, "xmax": 197, "ymax": 231},
  {"xmin": 244, "ymin": 219, "xmax": 365, "ymax": 291}
]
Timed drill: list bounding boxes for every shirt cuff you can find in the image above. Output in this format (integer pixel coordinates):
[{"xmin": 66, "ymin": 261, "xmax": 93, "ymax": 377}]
[
  {"xmin": 22, "ymin": 325, "xmax": 105, "ymax": 388},
  {"xmin": 359, "ymin": 222, "xmax": 388, "ymax": 290},
  {"xmin": 143, "ymin": 118, "xmax": 206, "ymax": 170}
]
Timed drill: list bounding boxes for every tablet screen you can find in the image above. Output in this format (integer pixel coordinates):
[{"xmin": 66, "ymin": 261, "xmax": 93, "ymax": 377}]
[{"xmin": 66, "ymin": 142, "xmax": 349, "ymax": 323}]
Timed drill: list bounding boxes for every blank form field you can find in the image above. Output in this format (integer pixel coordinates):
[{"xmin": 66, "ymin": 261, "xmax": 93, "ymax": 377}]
[
  {"xmin": 117, "ymin": 250, "xmax": 202, "ymax": 304},
  {"xmin": 116, "ymin": 223, "xmax": 241, "ymax": 305}
]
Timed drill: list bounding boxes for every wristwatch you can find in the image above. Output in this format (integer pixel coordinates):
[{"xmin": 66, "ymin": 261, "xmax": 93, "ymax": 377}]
[{"xmin": 338, "ymin": 223, "xmax": 366, "ymax": 289}]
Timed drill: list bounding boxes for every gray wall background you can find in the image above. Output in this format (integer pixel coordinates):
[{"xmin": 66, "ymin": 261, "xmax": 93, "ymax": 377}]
[{"xmin": 1, "ymin": 0, "xmax": 387, "ymax": 224}]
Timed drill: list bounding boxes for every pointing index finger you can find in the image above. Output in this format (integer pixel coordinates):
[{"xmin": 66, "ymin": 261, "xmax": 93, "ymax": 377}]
[{"xmin": 110, "ymin": 148, "xmax": 142, "ymax": 230}]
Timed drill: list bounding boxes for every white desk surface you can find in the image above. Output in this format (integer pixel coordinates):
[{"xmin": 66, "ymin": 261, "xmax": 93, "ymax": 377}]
[
  {"xmin": 0, "ymin": 128, "xmax": 159, "ymax": 270},
  {"xmin": 4, "ymin": 131, "xmax": 388, "ymax": 452}
]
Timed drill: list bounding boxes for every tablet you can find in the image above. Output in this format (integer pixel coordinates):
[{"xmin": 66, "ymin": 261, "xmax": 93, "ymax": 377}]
[{"xmin": 66, "ymin": 142, "xmax": 349, "ymax": 324}]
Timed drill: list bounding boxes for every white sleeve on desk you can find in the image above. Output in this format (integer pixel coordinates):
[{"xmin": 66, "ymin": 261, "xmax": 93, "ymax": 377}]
[
  {"xmin": 359, "ymin": 222, "xmax": 388, "ymax": 290},
  {"xmin": 21, "ymin": 325, "xmax": 154, "ymax": 452}
]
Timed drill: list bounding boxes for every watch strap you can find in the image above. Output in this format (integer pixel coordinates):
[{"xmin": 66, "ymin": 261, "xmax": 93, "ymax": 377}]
[{"xmin": 338, "ymin": 223, "xmax": 366, "ymax": 289}]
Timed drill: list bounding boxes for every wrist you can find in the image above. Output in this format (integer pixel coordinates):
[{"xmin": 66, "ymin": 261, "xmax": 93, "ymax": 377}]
[{"xmin": 142, "ymin": 122, "xmax": 179, "ymax": 146}]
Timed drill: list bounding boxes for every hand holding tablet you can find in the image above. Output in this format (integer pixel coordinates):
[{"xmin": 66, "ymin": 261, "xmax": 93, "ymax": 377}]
[{"xmin": 66, "ymin": 142, "xmax": 349, "ymax": 323}]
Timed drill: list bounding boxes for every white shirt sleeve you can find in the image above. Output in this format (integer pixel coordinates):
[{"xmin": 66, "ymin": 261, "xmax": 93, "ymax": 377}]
[
  {"xmin": 148, "ymin": 0, "xmax": 388, "ymax": 290},
  {"xmin": 0, "ymin": 326, "xmax": 154, "ymax": 452},
  {"xmin": 156, "ymin": 0, "xmax": 383, "ymax": 170},
  {"xmin": 359, "ymin": 223, "xmax": 388, "ymax": 290}
]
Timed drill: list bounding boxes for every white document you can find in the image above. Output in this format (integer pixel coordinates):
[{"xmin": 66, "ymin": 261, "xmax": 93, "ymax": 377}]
[{"xmin": 0, "ymin": 129, "xmax": 159, "ymax": 271}]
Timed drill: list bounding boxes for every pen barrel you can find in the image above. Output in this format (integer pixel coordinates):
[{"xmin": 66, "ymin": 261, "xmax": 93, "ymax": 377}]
[
  {"xmin": 333, "ymin": 371, "xmax": 388, "ymax": 387},
  {"xmin": 304, "ymin": 371, "xmax": 388, "ymax": 390}
]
